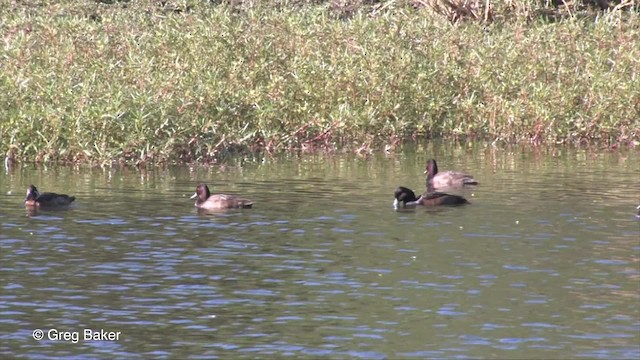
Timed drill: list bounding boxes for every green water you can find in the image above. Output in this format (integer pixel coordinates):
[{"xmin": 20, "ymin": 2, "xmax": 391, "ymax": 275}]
[{"xmin": 1, "ymin": 143, "xmax": 639, "ymax": 359}]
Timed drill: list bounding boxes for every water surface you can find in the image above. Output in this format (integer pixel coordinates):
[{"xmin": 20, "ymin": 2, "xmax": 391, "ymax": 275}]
[{"xmin": 1, "ymin": 143, "xmax": 639, "ymax": 359}]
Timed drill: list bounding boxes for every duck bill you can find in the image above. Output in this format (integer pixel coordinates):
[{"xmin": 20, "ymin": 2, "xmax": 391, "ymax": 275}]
[
  {"xmin": 393, "ymin": 198, "xmax": 400, "ymax": 209},
  {"xmin": 190, "ymin": 192, "xmax": 197, "ymax": 199}
]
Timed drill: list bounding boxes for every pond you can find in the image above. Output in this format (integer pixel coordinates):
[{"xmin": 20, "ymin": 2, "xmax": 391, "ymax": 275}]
[{"xmin": 1, "ymin": 143, "xmax": 639, "ymax": 359}]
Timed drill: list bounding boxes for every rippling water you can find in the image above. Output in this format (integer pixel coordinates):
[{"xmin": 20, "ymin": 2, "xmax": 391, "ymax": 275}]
[{"xmin": 1, "ymin": 144, "xmax": 639, "ymax": 359}]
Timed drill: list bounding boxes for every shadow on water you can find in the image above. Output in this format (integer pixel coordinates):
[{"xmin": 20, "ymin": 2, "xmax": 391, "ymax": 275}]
[{"xmin": 1, "ymin": 143, "xmax": 639, "ymax": 359}]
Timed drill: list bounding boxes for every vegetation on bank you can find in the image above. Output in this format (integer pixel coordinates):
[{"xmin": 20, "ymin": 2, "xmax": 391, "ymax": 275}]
[{"xmin": 1, "ymin": 0, "xmax": 639, "ymax": 165}]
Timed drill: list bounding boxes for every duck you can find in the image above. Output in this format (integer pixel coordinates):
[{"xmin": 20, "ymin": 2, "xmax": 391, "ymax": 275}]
[
  {"xmin": 24, "ymin": 185, "xmax": 76, "ymax": 208},
  {"xmin": 393, "ymin": 186, "xmax": 469, "ymax": 209},
  {"xmin": 190, "ymin": 183, "xmax": 253, "ymax": 210},
  {"xmin": 636, "ymin": 205, "xmax": 640, "ymax": 217},
  {"xmin": 425, "ymin": 158, "xmax": 478, "ymax": 189}
]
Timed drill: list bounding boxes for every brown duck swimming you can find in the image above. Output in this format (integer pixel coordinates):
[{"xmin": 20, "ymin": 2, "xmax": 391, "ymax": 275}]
[
  {"xmin": 425, "ymin": 158, "xmax": 478, "ymax": 189},
  {"xmin": 190, "ymin": 183, "xmax": 253, "ymax": 210}
]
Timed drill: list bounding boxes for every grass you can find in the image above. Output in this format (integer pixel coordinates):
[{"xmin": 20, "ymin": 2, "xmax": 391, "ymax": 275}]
[{"xmin": 1, "ymin": 0, "xmax": 639, "ymax": 165}]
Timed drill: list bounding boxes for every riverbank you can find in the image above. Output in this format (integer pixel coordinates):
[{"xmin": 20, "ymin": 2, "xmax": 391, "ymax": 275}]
[{"xmin": 1, "ymin": 1, "xmax": 638, "ymax": 165}]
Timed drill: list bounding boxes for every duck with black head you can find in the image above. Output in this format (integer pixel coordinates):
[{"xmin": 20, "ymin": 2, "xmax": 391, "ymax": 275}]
[
  {"xmin": 425, "ymin": 158, "xmax": 478, "ymax": 190},
  {"xmin": 190, "ymin": 183, "xmax": 253, "ymax": 210},
  {"xmin": 24, "ymin": 185, "xmax": 75, "ymax": 208},
  {"xmin": 393, "ymin": 186, "xmax": 469, "ymax": 210}
]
